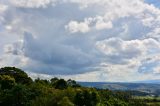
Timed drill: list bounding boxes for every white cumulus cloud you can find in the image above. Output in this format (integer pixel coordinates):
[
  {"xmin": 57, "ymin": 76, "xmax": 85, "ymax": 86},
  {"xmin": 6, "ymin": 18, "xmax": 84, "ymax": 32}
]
[{"xmin": 65, "ymin": 21, "xmax": 90, "ymax": 33}]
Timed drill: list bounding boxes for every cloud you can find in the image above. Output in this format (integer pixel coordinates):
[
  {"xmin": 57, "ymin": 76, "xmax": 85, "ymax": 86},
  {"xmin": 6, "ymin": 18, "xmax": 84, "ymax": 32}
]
[
  {"xmin": 17, "ymin": 32, "xmax": 101, "ymax": 74},
  {"xmin": 10, "ymin": 0, "xmax": 57, "ymax": 8},
  {"xmin": 96, "ymin": 38, "xmax": 160, "ymax": 66},
  {"xmin": 0, "ymin": 3, "xmax": 8, "ymax": 26},
  {"xmin": 1, "ymin": 0, "xmax": 160, "ymax": 81},
  {"xmin": 146, "ymin": 28, "xmax": 160, "ymax": 40},
  {"xmin": 0, "ymin": 4, "xmax": 8, "ymax": 13},
  {"xmin": 95, "ymin": 21, "xmax": 112, "ymax": 30},
  {"xmin": 96, "ymin": 38, "xmax": 160, "ymax": 58},
  {"xmin": 65, "ymin": 21, "xmax": 90, "ymax": 33},
  {"xmin": 4, "ymin": 40, "xmax": 23, "ymax": 55},
  {"xmin": 153, "ymin": 66, "xmax": 160, "ymax": 74}
]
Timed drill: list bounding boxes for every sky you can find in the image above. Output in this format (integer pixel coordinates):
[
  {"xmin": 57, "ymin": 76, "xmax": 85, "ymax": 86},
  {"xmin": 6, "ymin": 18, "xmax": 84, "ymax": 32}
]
[{"xmin": 1, "ymin": 0, "xmax": 160, "ymax": 82}]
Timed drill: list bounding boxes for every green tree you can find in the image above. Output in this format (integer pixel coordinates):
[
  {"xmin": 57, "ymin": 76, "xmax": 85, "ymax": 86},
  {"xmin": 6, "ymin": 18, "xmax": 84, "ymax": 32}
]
[
  {"xmin": 0, "ymin": 67, "xmax": 148, "ymax": 106},
  {"xmin": 0, "ymin": 67, "xmax": 32, "ymax": 84},
  {"xmin": 50, "ymin": 77, "xmax": 59, "ymax": 84},
  {"xmin": 35, "ymin": 78, "xmax": 50, "ymax": 85},
  {"xmin": 58, "ymin": 97, "xmax": 74, "ymax": 106},
  {"xmin": 0, "ymin": 84, "xmax": 31, "ymax": 106},
  {"xmin": 74, "ymin": 89, "xmax": 99, "ymax": 106},
  {"xmin": 50, "ymin": 77, "xmax": 59, "ymax": 87},
  {"xmin": 0, "ymin": 75, "xmax": 15, "ymax": 89},
  {"xmin": 67, "ymin": 79, "xmax": 81, "ymax": 87},
  {"xmin": 55, "ymin": 79, "xmax": 68, "ymax": 90}
]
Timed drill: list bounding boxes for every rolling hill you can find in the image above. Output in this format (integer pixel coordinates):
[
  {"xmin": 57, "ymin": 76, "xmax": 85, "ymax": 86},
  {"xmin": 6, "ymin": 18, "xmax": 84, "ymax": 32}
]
[{"xmin": 78, "ymin": 82, "xmax": 160, "ymax": 96}]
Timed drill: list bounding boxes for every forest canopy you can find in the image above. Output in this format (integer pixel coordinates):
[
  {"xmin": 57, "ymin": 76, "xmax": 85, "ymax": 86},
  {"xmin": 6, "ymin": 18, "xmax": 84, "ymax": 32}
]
[{"xmin": 0, "ymin": 67, "xmax": 152, "ymax": 106}]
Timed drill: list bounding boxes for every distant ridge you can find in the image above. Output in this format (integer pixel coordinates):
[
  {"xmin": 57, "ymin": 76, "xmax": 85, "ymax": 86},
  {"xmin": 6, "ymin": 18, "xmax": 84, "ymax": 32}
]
[
  {"xmin": 133, "ymin": 79, "xmax": 160, "ymax": 84},
  {"xmin": 78, "ymin": 81, "xmax": 160, "ymax": 95}
]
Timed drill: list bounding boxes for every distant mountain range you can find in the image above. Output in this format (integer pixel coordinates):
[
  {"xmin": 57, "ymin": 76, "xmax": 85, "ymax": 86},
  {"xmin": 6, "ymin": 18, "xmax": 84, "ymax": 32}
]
[
  {"xmin": 78, "ymin": 81, "xmax": 160, "ymax": 96},
  {"xmin": 134, "ymin": 79, "xmax": 160, "ymax": 84}
]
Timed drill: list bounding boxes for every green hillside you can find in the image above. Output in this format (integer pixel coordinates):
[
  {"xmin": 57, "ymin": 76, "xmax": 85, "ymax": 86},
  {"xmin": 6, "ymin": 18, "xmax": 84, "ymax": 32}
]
[{"xmin": 79, "ymin": 82, "xmax": 160, "ymax": 96}]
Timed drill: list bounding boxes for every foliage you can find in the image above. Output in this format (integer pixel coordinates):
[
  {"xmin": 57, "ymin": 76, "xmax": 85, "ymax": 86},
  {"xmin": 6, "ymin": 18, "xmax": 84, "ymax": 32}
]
[
  {"xmin": 58, "ymin": 97, "xmax": 74, "ymax": 106},
  {"xmin": 55, "ymin": 79, "xmax": 68, "ymax": 90},
  {"xmin": 0, "ymin": 67, "xmax": 32, "ymax": 84},
  {"xmin": 0, "ymin": 67, "xmax": 154, "ymax": 106},
  {"xmin": 0, "ymin": 75, "xmax": 15, "ymax": 89}
]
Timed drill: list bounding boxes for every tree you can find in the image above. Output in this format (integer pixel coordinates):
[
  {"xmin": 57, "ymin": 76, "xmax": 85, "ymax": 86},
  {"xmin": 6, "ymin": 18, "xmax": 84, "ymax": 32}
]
[
  {"xmin": 50, "ymin": 77, "xmax": 59, "ymax": 84},
  {"xmin": 35, "ymin": 78, "xmax": 50, "ymax": 85},
  {"xmin": 55, "ymin": 79, "xmax": 68, "ymax": 90},
  {"xmin": 0, "ymin": 84, "xmax": 31, "ymax": 106},
  {"xmin": 67, "ymin": 79, "xmax": 81, "ymax": 87},
  {"xmin": 58, "ymin": 97, "xmax": 74, "ymax": 106},
  {"xmin": 50, "ymin": 77, "xmax": 59, "ymax": 86},
  {"xmin": 0, "ymin": 67, "xmax": 148, "ymax": 106},
  {"xmin": 74, "ymin": 90, "xmax": 99, "ymax": 106},
  {"xmin": 0, "ymin": 75, "xmax": 15, "ymax": 89},
  {"xmin": 0, "ymin": 67, "xmax": 32, "ymax": 84}
]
